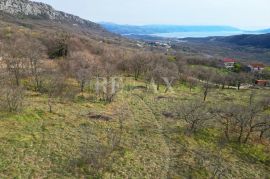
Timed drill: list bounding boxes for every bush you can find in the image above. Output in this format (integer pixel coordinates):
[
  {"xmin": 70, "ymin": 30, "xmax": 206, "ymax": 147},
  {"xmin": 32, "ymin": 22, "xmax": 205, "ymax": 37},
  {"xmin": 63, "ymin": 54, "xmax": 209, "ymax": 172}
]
[{"xmin": 0, "ymin": 85, "xmax": 25, "ymax": 112}]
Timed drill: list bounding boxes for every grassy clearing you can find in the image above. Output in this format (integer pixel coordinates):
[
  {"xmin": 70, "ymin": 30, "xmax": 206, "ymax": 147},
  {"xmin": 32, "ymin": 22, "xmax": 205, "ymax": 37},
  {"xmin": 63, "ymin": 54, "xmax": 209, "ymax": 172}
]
[
  {"xmin": 141, "ymin": 84, "xmax": 270, "ymax": 178},
  {"xmin": 0, "ymin": 81, "xmax": 269, "ymax": 178}
]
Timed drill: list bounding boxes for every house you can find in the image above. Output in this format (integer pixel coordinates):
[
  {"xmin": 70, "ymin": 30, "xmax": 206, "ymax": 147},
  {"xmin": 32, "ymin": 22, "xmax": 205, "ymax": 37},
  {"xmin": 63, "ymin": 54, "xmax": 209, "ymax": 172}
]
[
  {"xmin": 248, "ymin": 64, "xmax": 265, "ymax": 72},
  {"xmin": 255, "ymin": 80, "xmax": 269, "ymax": 86},
  {"xmin": 223, "ymin": 58, "xmax": 236, "ymax": 69}
]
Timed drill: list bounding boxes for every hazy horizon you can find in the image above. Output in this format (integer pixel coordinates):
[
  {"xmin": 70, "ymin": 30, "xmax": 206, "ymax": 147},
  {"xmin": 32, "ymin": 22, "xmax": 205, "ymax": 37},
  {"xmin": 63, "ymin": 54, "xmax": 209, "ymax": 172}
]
[{"xmin": 32, "ymin": 0, "xmax": 270, "ymax": 30}]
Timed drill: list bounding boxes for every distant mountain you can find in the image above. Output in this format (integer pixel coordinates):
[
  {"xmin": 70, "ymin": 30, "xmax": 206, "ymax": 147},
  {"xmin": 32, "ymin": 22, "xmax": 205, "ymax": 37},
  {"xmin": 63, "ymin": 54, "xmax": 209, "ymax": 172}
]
[
  {"xmin": 100, "ymin": 23, "xmax": 241, "ymax": 35},
  {"xmin": 0, "ymin": 0, "xmax": 101, "ymax": 29},
  {"xmin": 259, "ymin": 28, "xmax": 270, "ymax": 33},
  {"xmin": 217, "ymin": 33, "xmax": 270, "ymax": 48},
  {"xmin": 185, "ymin": 33, "xmax": 270, "ymax": 49}
]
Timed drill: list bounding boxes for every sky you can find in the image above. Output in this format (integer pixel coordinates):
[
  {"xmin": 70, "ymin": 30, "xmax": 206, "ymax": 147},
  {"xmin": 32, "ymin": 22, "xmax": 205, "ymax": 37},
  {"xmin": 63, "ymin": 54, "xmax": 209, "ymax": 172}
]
[{"xmin": 32, "ymin": 0, "xmax": 270, "ymax": 30}]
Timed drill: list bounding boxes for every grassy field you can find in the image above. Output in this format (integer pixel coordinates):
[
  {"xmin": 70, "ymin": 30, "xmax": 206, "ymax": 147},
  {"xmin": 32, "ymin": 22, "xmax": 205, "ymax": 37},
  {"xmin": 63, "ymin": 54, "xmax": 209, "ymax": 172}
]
[{"xmin": 0, "ymin": 80, "xmax": 269, "ymax": 178}]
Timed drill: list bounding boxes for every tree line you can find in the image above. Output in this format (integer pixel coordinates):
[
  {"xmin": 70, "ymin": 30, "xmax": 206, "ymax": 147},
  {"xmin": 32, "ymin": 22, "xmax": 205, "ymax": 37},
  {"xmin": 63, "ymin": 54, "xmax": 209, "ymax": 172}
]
[{"xmin": 1, "ymin": 29, "xmax": 269, "ymax": 112}]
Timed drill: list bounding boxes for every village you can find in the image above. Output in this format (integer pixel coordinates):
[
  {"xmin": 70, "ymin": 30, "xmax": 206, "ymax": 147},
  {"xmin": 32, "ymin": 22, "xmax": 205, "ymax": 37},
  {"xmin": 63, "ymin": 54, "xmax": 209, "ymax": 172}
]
[{"xmin": 222, "ymin": 58, "xmax": 270, "ymax": 87}]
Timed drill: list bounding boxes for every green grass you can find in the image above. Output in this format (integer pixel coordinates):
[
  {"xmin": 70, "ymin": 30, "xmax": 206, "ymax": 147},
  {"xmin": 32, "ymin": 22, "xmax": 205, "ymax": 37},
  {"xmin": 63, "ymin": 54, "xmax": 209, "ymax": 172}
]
[
  {"xmin": 140, "ymin": 84, "xmax": 270, "ymax": 178},
  {"xmin": 231, "ymin": 143, "xmax": 270, "ymax": 164},
  {"xmin": 0, "ymin": 80, "xmax": 269, "ymax": 178}
]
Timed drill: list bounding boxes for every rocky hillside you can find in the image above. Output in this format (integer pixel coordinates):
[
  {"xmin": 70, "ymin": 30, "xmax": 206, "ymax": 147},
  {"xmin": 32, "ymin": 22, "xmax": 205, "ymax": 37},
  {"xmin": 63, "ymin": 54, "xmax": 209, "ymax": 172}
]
[
  {"xmin": 0, "ymin": 0, "xmax": 100, "ymax": 29},
  {"xmin": 0, "ymin": 0, "xmax": 137, "ymax": 61}
]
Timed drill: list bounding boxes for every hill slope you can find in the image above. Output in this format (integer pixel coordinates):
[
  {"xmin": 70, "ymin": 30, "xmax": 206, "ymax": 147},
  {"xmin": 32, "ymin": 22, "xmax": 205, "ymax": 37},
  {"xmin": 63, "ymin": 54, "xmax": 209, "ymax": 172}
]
[
  {"xmin": 0, "ymin": 0, "xmax": 137, "ymax": 57},
  {"xmin": 216, "ymin": 33, "xmax": 270, "ymax": 49},
  {"xmin": 0, "ymin": 80, "xmax": 269, "ymax": 178},
  {"xmin": 184, "ymin": 33, "xmax": 270, "ymax": 49},
  {"xmin": 0, "ymin": 0, "xmax": 101, "ymax": 29}
]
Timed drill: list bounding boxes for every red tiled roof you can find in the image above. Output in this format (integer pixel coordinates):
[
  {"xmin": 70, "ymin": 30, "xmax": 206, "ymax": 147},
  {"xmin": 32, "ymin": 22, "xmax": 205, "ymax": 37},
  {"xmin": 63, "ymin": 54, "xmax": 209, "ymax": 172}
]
[
  {"xmin": 255, "ymin": 80, "xmax": 269, "ymax": 85},
  {"xmin": 250, "ymin": 64, "xmax": 265, "ymax": 68},
  {"xmin": 256, "ymin": 80, "xmax": 268, "ymax": 82},
  {"xmin": 223, "ymin": 58, "xmax": 236, "ymax": 63}
]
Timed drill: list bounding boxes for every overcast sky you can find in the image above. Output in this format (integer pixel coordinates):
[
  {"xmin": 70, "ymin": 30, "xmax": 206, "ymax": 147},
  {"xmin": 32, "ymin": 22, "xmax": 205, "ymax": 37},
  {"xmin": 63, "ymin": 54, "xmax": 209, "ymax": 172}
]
[{"xmin": 32, "ymin": 0, "xmax": 270, "ymax": 30}]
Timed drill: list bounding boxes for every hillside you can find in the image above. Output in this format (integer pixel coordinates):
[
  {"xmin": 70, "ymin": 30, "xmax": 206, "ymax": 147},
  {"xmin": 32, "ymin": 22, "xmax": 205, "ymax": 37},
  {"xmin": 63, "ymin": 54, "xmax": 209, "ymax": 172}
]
[
  {"xmin": 0, "ymin": 0, "xmax": 101, "ymax": 29},
  {"xmin": 175, "ymin": 33, "xmax": 270, "ymax": 63},
  {"xmin": 216, "ymin": 33, "xmax": 270, "ymax": 49},
  {"xmin": 184, "ymin": 33, "xmax": 270, "ymax": 49},
  {"xmin": 0, "ymin": 1, "xmax": 270, "ymax": 178},
  {"xmin": 0, "ymin": 0, "xmax": 131, "ymax": 41},
  {"xmin": 0, "ymin": 79, "xmax": 270, "ymax": 178},
  {"xmin": 0, "ymin": 0, "xmax": 140, "ymax": 61}
]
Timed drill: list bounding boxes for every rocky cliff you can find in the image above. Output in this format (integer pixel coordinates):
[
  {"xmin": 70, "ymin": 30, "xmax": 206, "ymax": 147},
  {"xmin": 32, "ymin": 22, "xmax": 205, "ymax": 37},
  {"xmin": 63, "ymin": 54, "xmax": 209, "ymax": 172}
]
[{"xmin": 0, "ymin": 0, "xmax": 100, "ymax": 28}]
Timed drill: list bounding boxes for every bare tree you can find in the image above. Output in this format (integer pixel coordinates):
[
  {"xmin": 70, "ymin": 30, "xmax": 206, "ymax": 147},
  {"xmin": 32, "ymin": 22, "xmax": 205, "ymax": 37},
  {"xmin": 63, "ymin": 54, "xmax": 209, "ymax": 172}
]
[
  {"xmin": 128, "ymin": 52, "xmax": 149, "ymax": 80},
  {"xmin": 215, "ymin": 101, "xmax": 267, "ymax": 144},
  {"xmin": 194, "ymin": 67, "xmax": 215, "ymax": 101},
  {"xmin": 1, "ymin": 36, "xmax": 29, "ymax": 86},
  {"xmin": 175, "ymin": 100, "xmax": 212, "ymax": 133},
  {"xmin": 183, "ymin": 68, "xmax": 198, "ymax": 92},
  {"xmin": 0, "ymin": 84, "xmax": 24, "ymax": 112},
  {"xmin": 256, "ymin": 115, "xmax": 270, "ymax": 142},
  {"xmin": 175, "ymin": 55, "xmax": 187, "ymax": 78},
  {"xmin": 97, "ymin": 52, "xmax": 119, "ymax": 102},
  {"xmin": 116, "ymin": 102, "xmax": 130, "ymax": 135},
  {"xmin": 235, "ymin": 72, "xmax": 251, "ymax": 90},
  {"xmin": 5, "ymin": 58, "xmax": 26, "ymax": 86},
  {"xmin": 70, "ymin": 52, "xmax": 94, "ymax": 94},
  {"xmin": 146, "ymin": 56, "xmax": 178, "ymax": 91},
  {"xmin": 45, "ymin": 69, "xmax": 67, "ymax": 113},
  {"xmin": 25, "ymin": 39, "xmax": 47, "ymax": 91},
  {"xmin": 235, "ymin": 105, "xmax": 263, "ymax": 143},
  {"xmin": 212, "ymin": 72, "xmax": 228, "ymax": 90}
]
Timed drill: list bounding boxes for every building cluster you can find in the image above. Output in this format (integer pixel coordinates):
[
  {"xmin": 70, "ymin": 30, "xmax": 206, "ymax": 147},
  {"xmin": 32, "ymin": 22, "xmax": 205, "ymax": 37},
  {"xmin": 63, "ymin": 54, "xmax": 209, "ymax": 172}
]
[
  {"xmin": 222, "ymin": 58, "xmax": 269, "ymax": 87},
  {"xmin": 222, "ymin": 58, "xmax": 266, "ymax": 72}
]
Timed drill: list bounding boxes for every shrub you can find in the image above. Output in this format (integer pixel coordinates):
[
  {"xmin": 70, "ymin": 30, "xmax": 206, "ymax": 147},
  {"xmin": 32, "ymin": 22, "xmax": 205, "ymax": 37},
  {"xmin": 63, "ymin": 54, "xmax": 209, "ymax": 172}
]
[{"xmin": 0, "ymin": 85, "xmax": 25, "ymax": 112}]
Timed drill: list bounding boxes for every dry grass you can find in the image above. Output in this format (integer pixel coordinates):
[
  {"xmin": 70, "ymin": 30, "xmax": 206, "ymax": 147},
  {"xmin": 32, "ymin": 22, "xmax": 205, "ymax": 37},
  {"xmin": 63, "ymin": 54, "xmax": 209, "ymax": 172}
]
[{"xmin": 0, "ymin": 81, "xmax": 269, "ymax": 178}]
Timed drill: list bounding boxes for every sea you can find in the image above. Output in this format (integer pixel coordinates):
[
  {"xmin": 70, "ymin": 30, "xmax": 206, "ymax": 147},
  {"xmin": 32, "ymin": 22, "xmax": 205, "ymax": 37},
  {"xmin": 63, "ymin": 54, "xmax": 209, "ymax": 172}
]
[{"xmin": 151, "ymin": 31, "xmax": 262, "ymax": 38}]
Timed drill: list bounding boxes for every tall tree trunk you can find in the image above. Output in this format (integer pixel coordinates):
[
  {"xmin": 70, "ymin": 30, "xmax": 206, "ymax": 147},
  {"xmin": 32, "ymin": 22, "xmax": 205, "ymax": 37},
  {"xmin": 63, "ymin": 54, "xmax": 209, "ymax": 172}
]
[
  {"xmin": 237, "ymin": 82, "xmax": 241, "ymax": 90},
  {"xmin": 80, "ymin": 80, "xmax": 85, "ymax": 93},
  {"xmin": 243, "ymin": 129, "xmax": 252, "ymax": 144},
  {"xmin": 224, "ymin": 119, "xmax": 230, "ymax": 141},
  {"xmin": 48, "ymin": 98, "xmax": 52, "ymax": 113},
  {"xmin": 222, "ymin": 83, "xmax": 225, "ymax": 89},
  {"xmin": 203, "ymin": 81, "xmax": 209, "ymax": 102},
  {"xmin": 15, "ymin": 72, "xmax": 20, "ymax": 86},
  {"xmin": 203, "ymin": 88, "xmax": 208, "ymax": 101},
  {"xmin": 238, "ymin": 126, "xmax": 244, "ymax": 143},
  {"xmin": 260, "ymin": 130, "xmax": 265, "ymax": 142}
]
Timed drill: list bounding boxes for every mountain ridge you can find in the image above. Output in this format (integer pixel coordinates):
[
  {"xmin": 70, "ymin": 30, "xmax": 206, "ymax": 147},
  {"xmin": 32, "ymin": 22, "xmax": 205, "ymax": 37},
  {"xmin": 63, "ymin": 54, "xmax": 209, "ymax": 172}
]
[
  {"xmin": 0, "ymin": 0, "xmax": 101, "ymax": 29},
  {"xmin": 183, "ymin": 33, "xmax": 270, "ymax": 49}
]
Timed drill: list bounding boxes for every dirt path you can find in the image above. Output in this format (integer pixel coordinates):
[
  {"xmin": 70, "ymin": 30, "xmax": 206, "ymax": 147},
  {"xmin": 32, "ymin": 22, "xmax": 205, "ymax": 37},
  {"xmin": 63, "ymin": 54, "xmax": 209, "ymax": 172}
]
[
  {"xmin": 131, "ymin": 94, "xmax": 171, "ymax": 177},
  {"xmin": 111, "ymin": 92, "xmax": 171, "ymax": 178}
]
